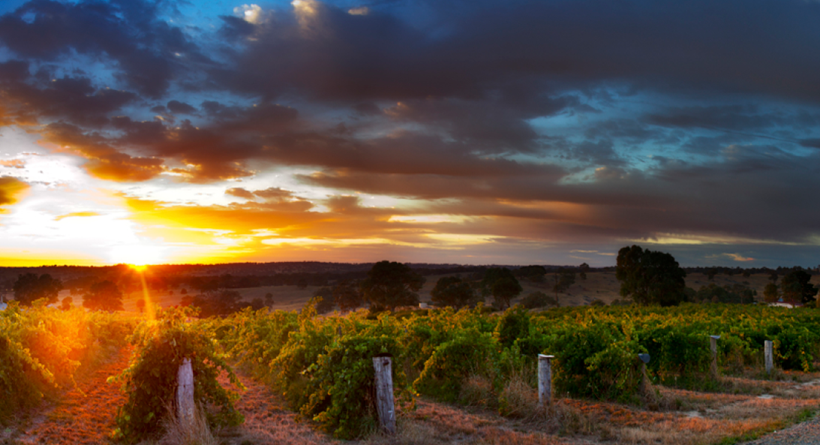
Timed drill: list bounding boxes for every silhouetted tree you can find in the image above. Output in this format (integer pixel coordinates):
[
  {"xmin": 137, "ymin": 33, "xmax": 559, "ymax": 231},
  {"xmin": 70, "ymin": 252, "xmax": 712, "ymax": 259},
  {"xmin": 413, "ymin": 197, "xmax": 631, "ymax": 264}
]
[
  {"xmin": 616, "ymin": 245, "xmax": 687, "ymax": 306},
  {"xmin": 60, "ymin": 296, "xmax": 73, "ymax": 311},
  {"xmin": 516, "ymin": 265, "xmax": 546, "ymax": 283},
  {"xmin": 552, "ymin": 268, "xmax": 576, "ymax": 305},
  {"xmin": 430, "ymin": 276, "xmax": 479, "ymax": 309},
  {"xmin": 780, "ymin": 269, "xmax": 818, "ymax": 305},
  {"xmin": 313, "ymin": 287, "xmax": 336, "ymax": 313},
  {"xmin": 333, "ymin": 280, "xmax": 363, "ymax": 312},
  {"xmin": 520, "ymin": 291, "xmax": 558, "ymax": 309},
  {"xmin": 189, "ymin": 290, "xmax": 244, "ymax": 317},
  {"xmin": 480, "ymin": 268, "xmax": 522, "ymax": 310},
  {"xmin": 83, "ymin": 280, "xmax": 124, "ymax": 312},
  {"xmin": 13, "ymin": 273, "xmax": 63, "ymax": 306},
  {"xmin": 579, "ymin": 263, "xmax": 590, "ymax": 280},
  {"xmin": 360, "ymin": 261, "xmax": 424, "ymax": 311},
  {"xmin": 763, "ymin": 283, "xmax": 779, "ymax": 303}
]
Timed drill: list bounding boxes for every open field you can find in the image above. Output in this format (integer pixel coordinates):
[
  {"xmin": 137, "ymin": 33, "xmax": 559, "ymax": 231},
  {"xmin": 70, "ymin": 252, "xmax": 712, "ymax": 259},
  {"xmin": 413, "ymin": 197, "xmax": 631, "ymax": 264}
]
[{"xmin": 61, "ymin": 271, "xmax": 818, "ymax": 314}]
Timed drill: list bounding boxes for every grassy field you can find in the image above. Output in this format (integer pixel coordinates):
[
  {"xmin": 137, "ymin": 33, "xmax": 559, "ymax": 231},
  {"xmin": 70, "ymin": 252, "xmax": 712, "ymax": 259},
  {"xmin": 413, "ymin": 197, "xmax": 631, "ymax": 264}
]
[{"xmin": 57, "ymin": 270, "xmax": 817, "ymax": 313}]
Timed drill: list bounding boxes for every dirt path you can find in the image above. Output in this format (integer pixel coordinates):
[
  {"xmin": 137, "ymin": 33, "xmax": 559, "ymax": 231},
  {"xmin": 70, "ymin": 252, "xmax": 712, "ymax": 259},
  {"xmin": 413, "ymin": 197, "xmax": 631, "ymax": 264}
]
[
  {"xmin": 216, "ymin": 370, "xmax": 334, "ymax": 445},
  {"xmin": 742, "ymin": 414, "xmax": 820, "ymax": 445},
  {"xmin": 10, "ymin": 347, "xmax": 131, "ymax": 445}
]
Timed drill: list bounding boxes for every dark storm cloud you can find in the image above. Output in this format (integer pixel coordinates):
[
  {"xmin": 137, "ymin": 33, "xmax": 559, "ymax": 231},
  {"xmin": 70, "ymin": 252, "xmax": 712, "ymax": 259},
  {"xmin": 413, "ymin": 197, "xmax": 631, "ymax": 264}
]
[
  {"xmin": 0, "ymin": 60, "xmax": 136, "ymax": 126},
  {"xmin": 0, "ymin": 0, "xmax": 208, "ymax": 97},
  {"xmin": 217, "ymin": 0, "xmax": 820, "ymax": 105},
  {"xmin": 167, "ymin": 100, "xmax": 196, "ymax": 115},
  {"xmin": 646, "ymin": 105, "xmax": 788, "ymax": 132}
]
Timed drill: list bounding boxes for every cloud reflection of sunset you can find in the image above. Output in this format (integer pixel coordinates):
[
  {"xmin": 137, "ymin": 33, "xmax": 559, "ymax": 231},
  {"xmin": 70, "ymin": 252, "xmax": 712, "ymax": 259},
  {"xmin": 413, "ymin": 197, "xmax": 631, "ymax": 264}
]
[{"xmin": 0, "ymin": 0, "xmax": 819, "ymax": 267}]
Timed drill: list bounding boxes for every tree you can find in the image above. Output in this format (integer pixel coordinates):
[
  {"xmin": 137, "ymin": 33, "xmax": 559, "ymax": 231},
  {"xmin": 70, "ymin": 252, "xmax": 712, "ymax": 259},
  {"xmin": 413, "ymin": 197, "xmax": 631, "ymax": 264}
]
[
  {"xmin": 769, "ymin": 272, "xmax": 779, "ymax": 283},
  {"xmin": 579, "ymin": 263, "xmax": 590, "ymax": 280},
  {"xmin": 780, "ymin": 269, "xmax": 818, "ymax": 305},
  {"xmin": 492, "ymin": 275, "xmax": 523, "ymax": 310},
  {"xmin": 13, "ymin": 273, "xmax": 63, "ymax": 306},
  {"xmin": 616, "ymin": 245, "xmax": 687, "ymax": 306},
  {"xmin": 430, "ymin": 276, "xmax": 479, "ymax": 309},
  {"xmin": 520, "ymin": 291, "xmax": 558, "ymax": 309},
  {"xmin": 313, "ymin": 287, "xmax": 336, "ymax": 314},
  {"xmin": 333, "ymin": 280, "xmax": 363, "ymax": 312},
  {"xmin": 481, "ymin": 268, "xmax": 522, "ymax": 310},
  {"xmin": 552, "ymin": 268, "xmax": 576, "ymax": 304},
  {"xmin": 83, "ymin": 280, "xmax": 124, "ymax": 312},
  {"xmin": 264, "ymin": 292, "xmax": 274, "ymax": 307},
  {"xmin": 61, "ymin": 296, "xmax": 73, "ymax": 311},
  {"xmin": 360, "ymin": 261, "xmax": 424, "ymax": 311},
  {"xmin": 135, "ymin": 298, "xmax": 146, "ymax": 313},
  {"xmin": 189, "ymin": 289, "xmax": 244, "ymax": 317},
  {"xmin": 516, "ymin": 265, "xmax": 546, "ymax": 283},
  {"xmin": 763, "ymin": 283, "xmax": 779, "ymax": 303}
]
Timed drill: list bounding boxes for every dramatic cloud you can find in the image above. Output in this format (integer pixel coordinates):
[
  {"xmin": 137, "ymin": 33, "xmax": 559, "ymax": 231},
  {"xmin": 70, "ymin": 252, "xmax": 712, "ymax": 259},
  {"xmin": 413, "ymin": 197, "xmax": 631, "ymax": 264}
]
[{"xmin": 0, "ymin": 0, "xmax": 818, "ymax": 266}]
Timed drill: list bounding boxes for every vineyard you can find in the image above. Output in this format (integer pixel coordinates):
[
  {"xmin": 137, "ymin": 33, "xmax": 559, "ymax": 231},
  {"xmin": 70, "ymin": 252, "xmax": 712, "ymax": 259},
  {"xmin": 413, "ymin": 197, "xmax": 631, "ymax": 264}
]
[{"xmin": 3, "ymin": 300, "xmax": 820, "ymax": 444}]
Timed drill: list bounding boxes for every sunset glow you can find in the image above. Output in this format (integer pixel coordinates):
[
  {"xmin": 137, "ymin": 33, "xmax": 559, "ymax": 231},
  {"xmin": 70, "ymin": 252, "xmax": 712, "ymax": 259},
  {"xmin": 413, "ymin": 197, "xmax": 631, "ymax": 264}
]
[{"xmin": 1, "ymin": 0, "xmax": 819, "ymax": 267}]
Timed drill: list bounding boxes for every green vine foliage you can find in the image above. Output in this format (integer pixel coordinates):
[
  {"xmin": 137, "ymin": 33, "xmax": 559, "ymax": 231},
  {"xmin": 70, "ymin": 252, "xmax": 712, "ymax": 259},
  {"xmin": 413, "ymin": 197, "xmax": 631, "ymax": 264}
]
[
  {"xmin": 414, "ymin": 328, "xmax": 500, "ymax": 402},
  {"xmin": 110, "ymin": 307, "xmax": 244, "ymax": 442},
  {"xmin": 0, "ymin": 300, "xmax": 135, "ymax": 424},
  {"xmin": 208, "ymin": 301, "xmax": 820, "ymax": 441}
]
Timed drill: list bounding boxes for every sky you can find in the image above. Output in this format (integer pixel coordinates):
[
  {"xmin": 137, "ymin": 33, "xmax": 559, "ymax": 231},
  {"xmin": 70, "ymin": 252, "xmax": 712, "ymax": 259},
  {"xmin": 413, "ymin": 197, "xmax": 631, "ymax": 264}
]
[{"xmin": 0, "ymin": 0, "xmax": 819, "ymax": 268}]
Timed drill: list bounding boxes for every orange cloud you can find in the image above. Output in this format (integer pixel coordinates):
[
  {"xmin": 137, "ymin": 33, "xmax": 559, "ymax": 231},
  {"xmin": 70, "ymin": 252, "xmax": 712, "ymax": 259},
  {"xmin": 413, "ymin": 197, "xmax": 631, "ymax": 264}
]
[
  {"xmin": 54, "ymin": 211, "xmax": 101, "ymax": 221},
  {"xmin": 0, "ymin": 176, "xmax": 29, "ymax": 211},
  {"xmin": 0, "ymin": 159, "xmax": 25, "ymax": 169}
]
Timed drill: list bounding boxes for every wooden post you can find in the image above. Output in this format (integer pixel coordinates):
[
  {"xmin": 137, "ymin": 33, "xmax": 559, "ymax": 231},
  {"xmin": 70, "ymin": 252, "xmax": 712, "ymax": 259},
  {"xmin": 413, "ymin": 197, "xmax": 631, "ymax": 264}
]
[
  {"xmin": 764, "ymin": 340, "xmax": 773, "ymax": 374},
  {"xmin": 177, "ymin": 358, "xmax": 195, "ymax": 425},
  {"xmin": 537, "ymin": 354, "xmax": 554, "ymax": 408},
  {"xmin": 337, "ymin": 325, "xmax": 343, "ymax": 337},
  {"xmin": 638, "ymin": 353, "xmax": 651, "ymax": 396},
  {"xmin": 373, "ymin": 355, "xmax": 396, "ymax": 435},
  {"xmin": 710, "ymin": 335, "xmax": 720, "ymax": 379}
]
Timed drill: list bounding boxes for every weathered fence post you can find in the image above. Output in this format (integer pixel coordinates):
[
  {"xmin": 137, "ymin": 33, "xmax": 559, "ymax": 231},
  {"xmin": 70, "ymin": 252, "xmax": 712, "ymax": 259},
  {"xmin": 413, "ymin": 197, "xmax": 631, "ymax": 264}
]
[
  {"xmin": 337, "ymin": 324, "xmax": 343, "ymax": 337},
  {"xmin": 537, "ymin": 354, "xmax": 554, "ymax": 408},
  {"xmin": 710, "ymin": 335, "xmax": 720, "ymax": 379},
  {"xmin": 373, "ymin": 354, "xmax": 396, "ymax": 435},
  {"xmin": 764, "ymin": 340, "xmax": 773, "ymax": 374},
  {"xmin": 177, "ymin": 358, "xmax": 195, "ymax": 425},
  {"xmin": 638, "ymin": 353, "xmax": 651, "ymax": 396}
]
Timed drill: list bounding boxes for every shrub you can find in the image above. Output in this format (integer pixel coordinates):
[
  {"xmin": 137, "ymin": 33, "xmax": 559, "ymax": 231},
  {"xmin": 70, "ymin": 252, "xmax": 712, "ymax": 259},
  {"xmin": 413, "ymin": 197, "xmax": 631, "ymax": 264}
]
[
  {"xmin": 498, "ymin": 371, "xmax": 538, "ymax": 418},
  {"xmin": 111, "ymin": 307, "xmax": 244, "ymax": 442},
  {"xmin": 414, "ymin": 329, "xmax": 500, "ymax": 403},
  {"xmin": 495, "ymin": 305, "xmax": 530, "ymax": 348},
  {"xmin": 0, "ymin": 301, "xmax": 135, "ymax": 424},
  {"xmin": 520, "ymin": 291, "xmax": 558, "ymax": 309}
]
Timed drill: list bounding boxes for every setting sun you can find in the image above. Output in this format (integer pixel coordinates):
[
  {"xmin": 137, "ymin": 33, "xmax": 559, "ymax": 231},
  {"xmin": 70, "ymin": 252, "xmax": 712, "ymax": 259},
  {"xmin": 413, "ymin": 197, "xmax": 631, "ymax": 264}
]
[{"xmin": 109, "ymin": 244, "xmax": 166, "ymax": 266}]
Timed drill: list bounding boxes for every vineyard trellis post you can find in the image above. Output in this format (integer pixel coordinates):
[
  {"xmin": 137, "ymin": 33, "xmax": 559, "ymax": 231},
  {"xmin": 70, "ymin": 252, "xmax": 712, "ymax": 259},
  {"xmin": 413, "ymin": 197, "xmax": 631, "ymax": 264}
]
[
  {"xmin": 177, "ymin": 358, "xmax": 195, "ymax": 426},
  {"xmin": 537, "ymin": 354, "xmax": 554, "ymax": 408},
  {"xmin": 710, "ymin": 335, "xmax": 720, "ymax": 379},
  {"xmin": 373, "ymin": 354, "xmax": 396, "ymax": 435},
  {"xmin": 765, "ymin": 340, "xmax": 773, "ymax": 374},
  {"xmin": 638, "ymin": 353, "xmax": 651, "ymax": 396}
]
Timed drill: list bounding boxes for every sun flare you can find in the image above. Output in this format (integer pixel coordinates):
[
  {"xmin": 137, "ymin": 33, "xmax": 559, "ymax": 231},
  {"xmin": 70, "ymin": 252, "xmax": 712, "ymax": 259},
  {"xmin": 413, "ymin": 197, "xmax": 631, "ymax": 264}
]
[{"xmin": 109, "ymin": 244, "xmax": 166, "ymax": 266}]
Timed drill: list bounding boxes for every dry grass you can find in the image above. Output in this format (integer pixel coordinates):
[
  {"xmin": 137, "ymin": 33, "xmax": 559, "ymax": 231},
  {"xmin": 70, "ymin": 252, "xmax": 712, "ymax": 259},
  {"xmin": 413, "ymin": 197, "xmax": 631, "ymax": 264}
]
[
  {"xmin": 498, "ymin": 373, "xmax": 540, "ymax": 419},
  {"xmin": 156, "ymin": 405, "xmax": 217, "ymax": 445},
  {"xmin": 460, "ymin": 373, "xmax": 497, "ymax": 408}
]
